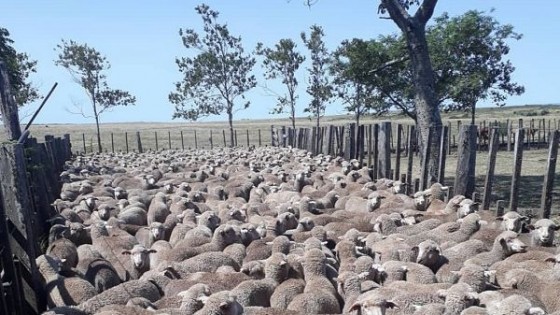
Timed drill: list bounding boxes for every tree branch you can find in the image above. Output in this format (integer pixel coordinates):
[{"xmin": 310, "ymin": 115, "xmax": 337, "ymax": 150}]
[
  {"xmin": 367, "ymin": 55, "xmax": 409, "ymax": 75},
  {"xmin": 381, "ymin": 0, "xmax": 412, "ymax": 30},
  {"xmin": 414, "ymin": 0, "xmax": 438, "ymax": 25},
  {"xmin": 381, "ymin": 88, "xmax": 417, "ymax": 120}
]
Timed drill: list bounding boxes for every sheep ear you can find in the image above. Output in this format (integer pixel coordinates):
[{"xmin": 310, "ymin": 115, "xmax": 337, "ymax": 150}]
[
  {"xmin": 496, "ymin": 216, "xmax": 504, "ymax": 221},
  {"xmin": 122, "ymin": 250, "xmax": 131, "ymax": 255},
  {"xmin": 553, "ymin": 225, "xmax": 560, "ymax": 231},
  {"xmin": 526, "ymin": 224, "xmax": 535, "ymax": 231},
  {"xmin": 545, "ymin": 257, "xmax": 558, "ymax": 264},
  {"xmin": 148, "ymin": 249, "xmax": 157, "ymax": 254},
  {"xmin": 528, "ymin": 307, "xmax": 546, "ymax": 315},
  {"xmin": 520, "ymin": 216, "xmax": 530, "ymax": 222},
  {"xmin": 499, "ymin": 238, "xmax": 509, "ymax": 251}
]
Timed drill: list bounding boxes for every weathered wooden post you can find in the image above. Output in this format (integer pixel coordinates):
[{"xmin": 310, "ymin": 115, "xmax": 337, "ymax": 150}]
[
  {"xmin": 420, "ymin": 127, "xmax": 432, "ymax": 191},
  {"xmin": 482, "ymin": 127, "xmax": 499, "ymax": 210},
  {"xmin": 367, "ymin": 124, "xmax": 373, "ymax": 167},
  {"xmin": 454, "ymin": 125, "xmax": 477, "ymax": 198},
  {"xmin": 168, "ymin": 131, "xmax": 171, "ymax": 149},
  {"xmin": 209, "ymin": 130, "xmax": 214, "ymax": 149},
  {"xmin": 395, "ymin": 124, "xmax": 402, "ymax": 180},
  {"xmin": 136, "ymin": 131, "xmax": 143, "ymax": 153},
  {"xmin": 258, "ymin": 129, "xmax": 262, "ymax": 147},
  {"xmin": 407, "ymin": 125, "xmax": 415, "ymax": 193},
  {"xmin": 437, "ymin": 125, "xmax": 448, "ymax": 185},
  {"xmin": 155, "ymin": 132, "xmax": 159, "ymax": 151},
  {"xmin": 0, "ymin": 61, "xmax": 22, "ymax": 141},
  {"xmin": 373, "ymin": 124, "xmax": 379, "ymax": 179},
  {"xmin": 82, "ymin": 133, "xmax": 87, "ymax": 153},
  {"xmin": 540, "ymin": 130, "xmax": 560, "ymax": 218},
  {"xmin": 509, "ymin": 128, "xmax": 525, "ymax": 212},
  {"xmin": 507, "ymin": 119, "xmax": 512, "ymax": 151},
  {"xmin": 222, "ymin": 130, "xmax": 227, "ymax": 147},
  {"xmin": 194, "ymin": 130, "xmax": 198, "ymax": 149},
  {"xmin": 125, "ymin": 132, "xmax": 129, "ymax": 153},
  {"xmin": 357, "ymin": 124, "xmax": 365, "ymax": 166},
  {"xmin": 379, "ymin": 122, "xmax": 392, "ymax": 179},
  {"xmin": 246, "ymin": 129, "xmax": 250, "ymax": 147},
  {"xmin": 496, "ymin": 200, "xmax": 506, "ymax": 217},
  {"xmin": 111, "ymin": 133, "xmax": 115, "ymax": 153},
  {"xmin": 180, "ymin": 131, "xmax": 185, "ymax": 150}
]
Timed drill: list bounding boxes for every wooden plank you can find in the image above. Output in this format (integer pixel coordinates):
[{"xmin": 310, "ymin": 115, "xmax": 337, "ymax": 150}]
[
  {"xmin": 125, "ymin": 132, "xmax": 129, "ymax": 153},
  {"xmin": 0, "ymin": 144, "xmax": 43, "ymax": 313},
  {"xmin": 258, "ymin": 129, "xmax": 262, "ymax": 147},
  {"xmin": 222, "ymin": 130, "xmax": 227, "ymax": 147},
  {"xmin": 194, "ymin": 130, "xmax": 198, "ymax": 149},
  {"xmin": 358, "ymin": 125, "xmax": 365, "ymax": 166},
  {"xmin": 111, "ymin": 133, "xmax": 115, "ymax": 153},
  {"xmin": 378, "ymin": 122, "xmax": 391, "ymax": 179},
  {"xmin": 82, "ymin": 133, "xmax": 86, "ymax": 153},
  {"xmin": 367, "ymin": 124, "xmax": 373, "ymax": 167},
  {"xmin": 209, "ymin": 130, "xmax": 213, "ymax": 149},
  {"xmin": 540, "ymin": 130, "xmax": 560, "ymax": 218},
  {"xmin": 507, "ymin": 119, "xmax": 512, "ymax": 151},
  {"xmin": 372, "ymin": 124, "xmax": 379, "ymax": 179},
  {"xmin": 136, "ymin": 131, "xmax": 143, "ymax": 153},
  {"xmin": 420, "ymin": 127, "xmax": 432, "ymax": 191},
  {"xmin": 168, "ymin": 131, "xmax": 172, "ymax": 149},
  {"xmin": 482, "ymin": 128, "xmax": 499, "ymax": 210},
  {"xmin": 437, "ymin": 125, "xmax": 448, "ymax": 185},
  {"xmin": 406, "ymin": 125, "xmax": 415, "ymax": 194},
  {"xmin": 395, "ymin": 124, "xmax": 402, "ymax": 180},
  {"xmin": 509, "ymin": 128, "xmax": 525, "ymax": 212},
  {"xmin": 454, "ymin": 125, "xmax": 477, "ymax": 198},
  {"xmin": 155, "ymin": 132, "xmax": 159, "ymax": 151}
]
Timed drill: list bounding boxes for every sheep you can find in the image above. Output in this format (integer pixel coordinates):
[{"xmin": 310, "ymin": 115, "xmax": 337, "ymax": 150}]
[
  {"xmin": 147, "ymin": 192, "xmax": 170, "ymax": 224},
  {"xmin": 486, "ymin": 294, "xmax": 546, "ymax": 315},
  {"xmin": 155, "ymin": 283, "xmax": 211, "ymax": 315},
  {"xmin": 287, "ymin": 248, "xmax": 341, "ymax": 314},
  {"xmin": 526, "ymin": 218, "xmax": 559, "ymax": 247},
  {"xmin": 166, "ymin": 224, "xmax": 240, "ymax": 262},
  {"xmin": 382, "ymin": 260, "xmax": 436, "ymax": 284},
  {"xmin": 134, "ymin": 221, "xmax": 165, "ymax": 248},
  {"xmin": 74, "ymin": 257, "xmax": 121, "ymax": 293},
  {"xmin": 464, "ymin": 231, "xmax": 528, "ymax": 269},
  {"xmin": 160, "ymin": 251, "xmax": 240, "ymax": 275},
  {"xmin": 231, "ymin": 252, "xmax": 289, "ymax": 307},
  {"xmin": 76, "ymin": 279, "xmax": 163, "ymax": 314},
  {"xmin": 503, "ymin": 268, "xmax": 560, "ymax": 313},
  {"xmin": 164, "ymin": 271, "xmax": 252, "ymax": 297},
  {"xmin": 270, "ymin": 278, "xmax": 306, "ymax": 310},
  {"xmin": 46, "ymin": 238, "xmax": 79, "ymax": 274},
  {"xmin": 121, "ymin": 244, "xmax": 157, "ymax": 279},
  {"xmin": 405, "ymin": 213, "xmax": 482, "ymax": 246},
  {"xmin": 192, "ymin": 291, "xmax": 244, "ymax": 315},
  {"xmin": 36, "ymin": 254, "xmax": 97, "ymax": 308}
]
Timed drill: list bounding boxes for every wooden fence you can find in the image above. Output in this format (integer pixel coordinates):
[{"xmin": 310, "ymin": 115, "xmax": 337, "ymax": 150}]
[
  {"xmin": 271, "ymin": 121, "xmax": 560, "ymax": 218},
  {"xmin": 0, "ymin": 134, "xmax": 72, "ymax": 315}
]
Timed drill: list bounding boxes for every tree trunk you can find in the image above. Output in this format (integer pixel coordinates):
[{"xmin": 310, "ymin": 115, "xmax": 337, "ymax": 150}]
[
  {"xmin": 228, "ymin": 109, "xmax": 234, "ymax": 148},
  {"xmin": 471, "ymin": 101, "xmax": 476, "ymax": 125},
  {"xmin": 406, "ymin": 26, "xmax": 442, "ymax": 184},
  {"xmin": 383, "ymin": 0, "xmax": 442, "ymax": 184},
  {"xmin": 92, "ymin": 99, "xmax": 102, "ymax": 153}
]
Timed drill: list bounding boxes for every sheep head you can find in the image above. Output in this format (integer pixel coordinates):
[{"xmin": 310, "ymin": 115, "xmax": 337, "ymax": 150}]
[
  {"xmin": 122, "ymin": 245, "xmax": 156, "ymax": 270},
  {"xmin": 528, "ymin": 218, "xmax": 559, "ymax": 246}
]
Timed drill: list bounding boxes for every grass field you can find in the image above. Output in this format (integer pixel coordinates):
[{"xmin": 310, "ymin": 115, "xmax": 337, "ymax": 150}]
[{"xmin": 2, "ymin": 103, "xmax": 560, "ymax": 215}]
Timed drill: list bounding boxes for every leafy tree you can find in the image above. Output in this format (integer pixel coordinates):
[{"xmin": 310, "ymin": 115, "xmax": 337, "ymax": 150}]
[
  {"xmin": 169, "ymin": 4, "xmax": 256, "ymax": 147},
  {"xmin": 55, "ymin": 39, "xmax": 136, "ymax": 152},
  {"xmin": 255, "ymin": 39, "xmax": 305, "ymax": 132},
  {"xmin": 331, "ymin": 38, "xmax": 391, "ymax": 126},
  {"xmin": 430, "ymin": 10, "xmax": 525, "ymax": 124},
  {"xmin": 0, "ymin": 27, "xmax": 40, "ymax": 108},
  {"xmin": 301, "ymin": 25, "xmax": 333, "ymax": 147},
  {"xmin": 304, "ymin": 0, "xmax": 441, "ymax": 183}
]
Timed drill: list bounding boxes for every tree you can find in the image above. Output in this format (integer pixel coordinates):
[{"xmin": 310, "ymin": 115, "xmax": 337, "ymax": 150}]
[
  {"xmin": 55, "ymin": 39, "xmax": 136, "ymax": 152},
  {"xmin": 255, "ymin": 39, "xmax": 305, "ymax": 133},
  {"xmin": 0, "ymin": 27, "xmax": 40, "ymax": 108},
  {"xmin": 169, "ymin": 4, "xmax": 256, "ymax": 147},
  {"xmin": 301, "ymin": 25, "xmax": 333, "ymax": 149},
  {"xmin": 429, "ymin": 10, "xmax": 525, "ymax": 124},
  {"xmin": 331, "ymin": 38, "xmax": 390, "ymax": 126}
]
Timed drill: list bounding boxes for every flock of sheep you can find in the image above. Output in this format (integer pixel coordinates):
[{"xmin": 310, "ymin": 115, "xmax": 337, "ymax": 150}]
[{"xmin": 38, "ymin": 145, "xmax": 560, "ymax": 315}]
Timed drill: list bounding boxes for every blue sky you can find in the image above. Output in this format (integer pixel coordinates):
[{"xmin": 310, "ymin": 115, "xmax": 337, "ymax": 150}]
[{"xmin": 3, "ymin": 1, "xmax": 559, "ymax": 124}]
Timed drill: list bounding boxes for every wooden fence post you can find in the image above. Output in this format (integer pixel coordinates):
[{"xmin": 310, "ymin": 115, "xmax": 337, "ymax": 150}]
[
  {"xmin": 454, "ymin": 125, "xmax": 477, "ymax": 198},
  {"xmin": 378, "ymin": 122, "xmax": 391, "ymax": 179},
  {"xmin": 437, "ymin": 125, "xmax": 448, "ymax": 185},
  {"xmin": 420, "ymin": 127, "xmax": 433, "ymax": 191},
  {"xmin": 482, "ymin": 127, "xmax": 499, "ymax": 210},
  {"xmin": 222, "ymin": 130, "xmax": 227, "ymax": 147},
  {"xmin": 496, "ymin": 200, "xmax": 506, "ymax": 217},
  {"xmin": 194, "ymin": 130, "xmax": 198, "ymax": 149},
  {"xmin": 367, "ymin": 125, "xmax": 373, "ymax": 167},
  {"xmin": 407, "ymin": 125, "xmax": 415, "ymax": 193},
  {"xmin": 358, "ymin": 125, "xmax": 365, "ymax": 166},
  {"xmin": 110, "ymin": 133, "xmax": 115, "ymax": 153},
  {"xmin": 180, "ymin": 131, "xmax": 185, "ymax": 150},
  {"xmin": 125, "ymin": 132, "xmax": 129, "ymax": 153},
  {"xmin": 168, "ymin": 131, "xmax": 171, "ymax": 149},
  {"xmin": 509, "ymin": 128, "xmax": 525, "ymax": 212},
  {"xmin": 136, "ymin": 131, "xmax": 143, "ymax": 153},
  {"xmin": 258, "ymin": 129, "xmax": 262, "ymax": 147},
  {"xmin": 155, "ymin": 132, "xmax": 158, "ymax": 151},
  {"xmin": 540, "ymin": 130, "xmax": 560, "ymax": 218},
  {"xmin": 373, "ymin": 124, "xmax": 379, "ymax": 179},
  {"xmin": 82, "ymin": 133, "xmax": 86, "ymax": 153},
  {"xmin": 395, "ymin": 124, "xmax": 402, "ymax": 180},
  {"xmin": 209, "ymin": 130, "xmax": 214, "ymax": 149}
]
